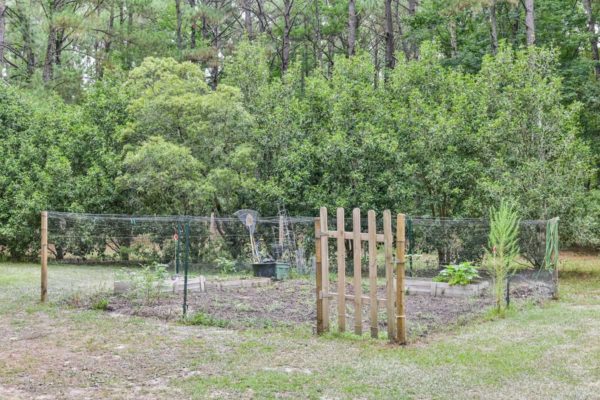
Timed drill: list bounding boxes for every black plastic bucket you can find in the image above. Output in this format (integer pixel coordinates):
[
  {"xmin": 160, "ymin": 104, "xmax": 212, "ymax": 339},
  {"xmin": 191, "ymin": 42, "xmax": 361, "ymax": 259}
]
[{"xmin": 252, "ymin": 262, "xmax": 276, "ymax": 278}]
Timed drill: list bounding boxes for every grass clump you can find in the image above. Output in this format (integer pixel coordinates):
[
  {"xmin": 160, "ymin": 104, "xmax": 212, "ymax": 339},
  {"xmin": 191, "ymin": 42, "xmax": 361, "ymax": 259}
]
[
  {"xmin": 185, "ymin": 312, "xmax": 230, "ymax": 328},
  {"xmin": 91, "ymin": 297, "xmax": 110, "ymax": 311}
]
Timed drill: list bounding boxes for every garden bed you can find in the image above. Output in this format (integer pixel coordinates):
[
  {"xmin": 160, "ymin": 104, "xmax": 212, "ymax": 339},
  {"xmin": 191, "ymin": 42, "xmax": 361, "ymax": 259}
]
[
  {"xmin": 405, "ymin": 278, "xmax": 490, "ymax": 297},
  {"xmin": 103, "ymin": 278, "xmax": 514, "ymax": 338}
]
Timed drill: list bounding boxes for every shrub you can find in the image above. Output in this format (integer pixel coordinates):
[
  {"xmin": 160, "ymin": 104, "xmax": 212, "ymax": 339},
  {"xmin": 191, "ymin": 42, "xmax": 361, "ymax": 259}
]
[
  {"xmin": 433, "ymin": 262, "xmax": 480, "ymax": 286},
  {"xmin": 127, "ymin": 263, "xmax": 169, "ymax": 305},
  {"xmin": 215, "ymin": 257, "xmax": 237, "ymax": 274}
]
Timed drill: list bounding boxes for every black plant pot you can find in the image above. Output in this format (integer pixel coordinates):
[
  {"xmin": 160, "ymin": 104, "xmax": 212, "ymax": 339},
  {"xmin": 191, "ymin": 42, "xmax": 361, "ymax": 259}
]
[{"xmin": 252, "ymin": 262, "xmax": 277, "ymax": 278}]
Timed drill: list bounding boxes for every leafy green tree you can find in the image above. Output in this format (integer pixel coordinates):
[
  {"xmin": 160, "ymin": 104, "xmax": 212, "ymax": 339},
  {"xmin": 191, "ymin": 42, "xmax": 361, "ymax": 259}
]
[
  {"xmin": 117, "ymin": 137, "xmax": 206, "ymax": 215},
  {"xmin": 120, "ymin": 57, "xmax": 259, "ymax": 216}
]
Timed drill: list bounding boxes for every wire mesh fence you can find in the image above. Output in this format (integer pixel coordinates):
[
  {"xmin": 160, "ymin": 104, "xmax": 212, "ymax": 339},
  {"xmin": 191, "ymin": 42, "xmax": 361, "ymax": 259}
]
[
  {"xmin": 406, "ymin": 217, "xmax": 558, "ymax": 303},
  {"xmin": 43, "ymin": 211, "xmax": 559, "ymax": 339},
  {"xmin": 46, "ymin": 211, "xmax": 316, "ymax": 274}
]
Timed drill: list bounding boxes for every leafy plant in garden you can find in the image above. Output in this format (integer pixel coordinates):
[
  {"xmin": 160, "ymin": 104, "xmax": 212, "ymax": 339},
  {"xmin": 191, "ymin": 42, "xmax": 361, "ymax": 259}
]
[
  {"xmin": 216, "ymin": 257, "xmax": 237, "ymax": 274},
  {"xmin": 185, "ymin": 312, "xmax": 229, "ymax": 328},
  {"xmin": 127, "ymin": 263, "xmax": 169, "ymax": 305},
  {"xmin": 485, "ymin": 201, "xmax": 521, "ymax": 312},
  {"xmin": 433, "ymin": 262, "xmax": 480, "ymax": 286}
]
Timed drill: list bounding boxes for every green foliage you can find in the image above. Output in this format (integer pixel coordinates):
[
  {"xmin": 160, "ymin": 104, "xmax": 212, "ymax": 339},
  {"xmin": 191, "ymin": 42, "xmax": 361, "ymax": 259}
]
[
  {"xmin": 126, "ymin": 263, "xmax": 170, "ymax": 305},
  {"xmin": 485, "ymin": 201, "xmax": 521, "ymax": 312},
  {"xmin": 91, "ymin": 298, "xmax": 110, "ymax": 311},
  {"xmin": 215, "ymin": 257, "xmax": 237, "ymax": 274},
  {"xmin": 185, "ymin": 312, "xmax": 230, "ymax": 328},
  {"xmin": 433, "ymin": 262, "xmax": 480, "ymax": 286},
  {"xmin": 117, "ymin": 137, "xmax": 206, "ymax": 215},
  {"xmin": 0, "ymin": 38, "xmax": 598, "ymax": 260}
]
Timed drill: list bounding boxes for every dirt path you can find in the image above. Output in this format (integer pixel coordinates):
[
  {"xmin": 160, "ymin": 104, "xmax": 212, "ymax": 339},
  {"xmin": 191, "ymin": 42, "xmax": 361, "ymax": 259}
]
[{"xmin": 0, "ymin": 308, "xmax": 234, "ymax": 399}]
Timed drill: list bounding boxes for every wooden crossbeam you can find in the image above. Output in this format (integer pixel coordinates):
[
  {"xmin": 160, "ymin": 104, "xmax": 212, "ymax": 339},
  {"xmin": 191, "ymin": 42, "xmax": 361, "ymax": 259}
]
[
  {"xmin": 320, "ymin": 230, "xmax": 385, "ymax": 243},
  {"xmin": 325, "ymin": 292, "xmax": 387, "ymax": 307}
]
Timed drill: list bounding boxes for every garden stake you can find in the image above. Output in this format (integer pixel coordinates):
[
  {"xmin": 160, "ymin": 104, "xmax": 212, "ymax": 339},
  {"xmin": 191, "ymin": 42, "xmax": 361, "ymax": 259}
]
[{"xmin": 183, "ymin": 221, "xmax": 190, "ymax": 316}]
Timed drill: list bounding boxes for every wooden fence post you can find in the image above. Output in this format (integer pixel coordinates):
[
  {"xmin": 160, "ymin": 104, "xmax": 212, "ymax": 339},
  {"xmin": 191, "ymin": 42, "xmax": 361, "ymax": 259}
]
[
  {"xmin": 395, "ymin": 213, "xmax": 407, "ymax": 344},
  {"xmin": 319, "ymin": 207, "xmax": 330, "ymax": 331},
  {"xmin": 336, "ymin": 207, "xmax": 346, "ymax": 332},
  {"xmin": 552, "ymin": 217, "xmax": 560, "ymax": 300},
  {"xmin": 367, "ymin": 210, "xmax": 378, "ymax": 338},
  {"xmin": 352, "ymin": 208, "xmax": 362, "ymax": 335},
  {"xmin": 41, "ymin": 211, "xmax": 48, "ymax": 303},
  {"xmin": 383, "ymin": 210, "xmax": 395, "ymax": 340},
  {"xmin": 315, "ymin": 217, "xmax": 324, "ymax": 334},
  {"xmin": 210, "ymin": 212, "xmax": 217, "ymax": 241},
  {"xmin": 279, "ymin": 215, "xmax": 284, "ymax": 246}
]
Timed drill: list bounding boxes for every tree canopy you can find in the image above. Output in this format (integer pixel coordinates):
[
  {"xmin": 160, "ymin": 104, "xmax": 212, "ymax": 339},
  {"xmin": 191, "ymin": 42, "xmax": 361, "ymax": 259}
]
[{"xmin": 0, "ymin": 0, "xmax": 598, "ymax": 258}]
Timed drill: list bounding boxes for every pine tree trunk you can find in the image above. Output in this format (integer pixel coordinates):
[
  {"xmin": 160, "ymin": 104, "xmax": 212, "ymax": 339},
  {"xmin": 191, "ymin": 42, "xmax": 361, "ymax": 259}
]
[
  {"xmin": 256, "ymin": 0, "xmax": 267, "ymax": 33},
  {"xmin": 490, "ymin": 0, "xmax": 498, "ymax": 55},
  {"xmin": 281, "ymin": 0, "xmax": 292, "ymax": 73},
  {"xmin": 373, "ymin": 35, "xmax": 380, "ymax": 87},
  {"xmin": 408, "ymin": 0, "xmax": 418, "ymax": 59},
  {"xmin": 188, "ymin": 0, "xmax": 197, "ymax": 49},
  {"xmin": 16, "ymin": 2, "xmax": 36, "ymax": 78},
  {"xmin": 175, "ymin": 0, "xmax": 183, "ymax": 49},
  {"xmin": 348, "ymin": 0, "xmax": 357, "ymax": 56},
  {"xmin": 524, "ymin": 0, "xmax": 535, "ymax": 46},
  {"xmin": 55, "ymin": 29, "xmax": 65, "ymax": 65},
  {"xmin": 314, "ymin": 0, "xmax": 323, "ymax": 67},
  {"xmin": 449, "ymin": 20, "xmax": 458, "ymax": 57},
  {"xmin": 210, "ymin": 26, "xmax": 219, "ymax": 88},
  {"xmin": 384, "ymin": 0, "xmax": 395, "ymax": 71},
  {"xmin": 243, "ymin": 0, "xmax": 254, "ymax": 39},
  {"xmin": 99, "ymin": 1, "xmax": 115, "ymax": 78},
  {"xmin": 0, "ymin": 0, "xmax": 5, "ymax": 72},
  {"xmin": 395, "ymin": 0, "xmax": 410, "ymax": 62},
  {"xmin": 43, "ymin": 27, "xmax": 57, "ymax": 82},
  {"xmin": 126, "ymin": 6, "xmax": 133, "ymax": 67},
  {"xmin": 583, "ymin": 0, "xmax": 600, "ymax": 77}
]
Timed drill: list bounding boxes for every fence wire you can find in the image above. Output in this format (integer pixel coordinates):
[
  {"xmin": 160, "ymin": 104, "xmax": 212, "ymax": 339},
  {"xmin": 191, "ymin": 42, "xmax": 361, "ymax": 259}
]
[{"xmin": 44, "ymin": 211, "xmax": 558, "ymax": 338}]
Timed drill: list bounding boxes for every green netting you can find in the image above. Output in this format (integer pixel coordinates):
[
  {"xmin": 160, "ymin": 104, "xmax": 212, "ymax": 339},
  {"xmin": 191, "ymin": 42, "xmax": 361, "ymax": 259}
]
[{"xmin": 44, "ymin": 211, "xmax": 559, "ymax": 336}]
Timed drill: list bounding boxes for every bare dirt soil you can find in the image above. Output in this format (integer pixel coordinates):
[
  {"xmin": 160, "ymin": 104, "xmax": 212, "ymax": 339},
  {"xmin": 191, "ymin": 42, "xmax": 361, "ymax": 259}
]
[{"xmin": 105, "ymin": 277, "xmax": 553, "ymax": 337}]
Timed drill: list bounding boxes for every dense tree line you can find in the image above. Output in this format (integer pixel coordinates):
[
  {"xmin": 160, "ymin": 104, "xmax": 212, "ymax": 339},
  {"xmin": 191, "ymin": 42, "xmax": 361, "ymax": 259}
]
[{"xmin": 0, "ymin": 0, "xmax": 599, "ymax": 258}]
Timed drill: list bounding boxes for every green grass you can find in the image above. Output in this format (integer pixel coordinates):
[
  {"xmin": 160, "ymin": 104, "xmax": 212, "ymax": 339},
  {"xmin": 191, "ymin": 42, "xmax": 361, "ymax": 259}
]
[{"xmin": 0, "ymin": 254, "xmax": 599, "ymax": 399}]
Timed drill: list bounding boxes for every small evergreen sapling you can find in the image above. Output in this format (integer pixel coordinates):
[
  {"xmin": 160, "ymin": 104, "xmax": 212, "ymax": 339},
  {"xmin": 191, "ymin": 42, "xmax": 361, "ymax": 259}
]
[{"xmin": 485, "ymin": 201, "xmax": 521, "ymax": 312}]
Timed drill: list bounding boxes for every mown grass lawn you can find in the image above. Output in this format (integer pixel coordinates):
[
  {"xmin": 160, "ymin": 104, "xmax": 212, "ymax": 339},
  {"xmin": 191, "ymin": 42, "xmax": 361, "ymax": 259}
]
[{"xmin": 0, "ymin": 253, "xmax": 599, "ymax": 399}]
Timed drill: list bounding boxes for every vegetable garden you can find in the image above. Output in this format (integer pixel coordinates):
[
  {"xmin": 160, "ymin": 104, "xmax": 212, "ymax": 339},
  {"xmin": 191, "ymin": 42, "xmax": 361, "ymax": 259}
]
[{"xmin": 40, "ymin": 206, "xmax": 559, "ymax": 342}]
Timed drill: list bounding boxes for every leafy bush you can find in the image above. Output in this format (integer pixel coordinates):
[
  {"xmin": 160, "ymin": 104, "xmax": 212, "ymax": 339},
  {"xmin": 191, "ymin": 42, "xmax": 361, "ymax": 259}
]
[
  {"xmin": 127, "ymin": 263, "xmax": 169, "ymax": 305},
  {"xmin": 433, "ymin": 262, "xmax": 480, "ymax": 285},
  {"xmin": 215, "ymin": 257, "xmax": 237, "ymax": 274}
]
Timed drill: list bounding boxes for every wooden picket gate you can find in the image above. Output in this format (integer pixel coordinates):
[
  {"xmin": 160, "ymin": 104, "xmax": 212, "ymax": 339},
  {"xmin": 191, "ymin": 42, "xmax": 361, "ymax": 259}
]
[{"xmin": 315, "ymin": 207, "xmax": 407, "ymax": 344}]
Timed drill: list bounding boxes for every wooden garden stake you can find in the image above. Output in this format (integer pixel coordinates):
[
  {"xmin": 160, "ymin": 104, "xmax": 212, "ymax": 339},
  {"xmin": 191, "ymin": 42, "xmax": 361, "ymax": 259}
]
[
  {"xmin": 396, "ymin": 213, "xmax": 407, "ymax": 344},
  {"xmin": 352, "ymin": 208, "xmax": 362, "ymax": 335},
  {"xmin": 279, "ymin": 215, "xmax": 284, "ymax": 246},
  {"xmin": 209, "ymin": 212, "xmax": 217, "ymax": 241},
  {"xmin": 319, "ymin": 207, "xmax": 330, "ymax": 331},
  {"xmin": 315, "ymin": 218, "xmax": 324, "ymax": 334},
  {"xmin": 336, "ymin": 207, "xmax": 346, "ymax": 332},
  {"xmin": 368, "ymin": 210, "xmax": 378, "ymax": 338},
  {"xmin": 383, "ymin": 210, "xmax": 395, "ymax": 340},
  {"xmin": 41, "ymin": 211, "xmax": 48, "ymax": 303}
]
